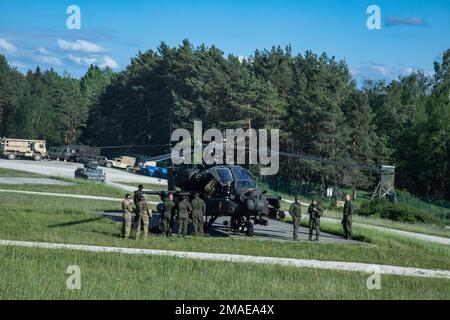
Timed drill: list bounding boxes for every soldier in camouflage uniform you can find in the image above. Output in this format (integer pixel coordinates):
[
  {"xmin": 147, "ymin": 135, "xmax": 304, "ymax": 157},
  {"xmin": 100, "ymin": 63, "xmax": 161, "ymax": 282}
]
[
  {"xmin": 190, "ymin": 192, "xmax": 206, "ymax": 236},
  {"xmin": 133, "ymin": 184, "xmax": 144, "ymax": 225},
  {"xmin": 342, "ymin": 194, "xmax": 353, "ymax": 240},
  {"xmin": 135, "ymin": 194, "xmax": 151, "ymax": 240},
  {"xmin": 288, "ymin": 195, "xmax": 302, "ymax": 240},
  {"xmin": 162, "ymin": 193, "xmax": 176, "ymax": 237},
  {"xmin": 308, "ymin": 199, "xmax": 323, "ymax": 241},
  {"xmin": 177, "ymin": 195, "xmax": 192, "ymax": 237},
  {"xmin": 121, "ymin": 193, "xmax": 133, "ymax": 239}
]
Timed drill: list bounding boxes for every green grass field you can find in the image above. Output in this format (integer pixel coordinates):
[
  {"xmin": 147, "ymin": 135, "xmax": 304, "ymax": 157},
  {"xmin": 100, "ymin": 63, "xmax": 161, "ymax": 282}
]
[
  {"xmin": 1, "ymin": 246, "xmax": 449, "ymax": 300},
  {"xmin": 280, "ymin": 200, "xmax": 450, "ymax": 239},
  {"xmin": 0, "ymin": 167, "xmax": 449, "ymax": 299},
  {"xmin": 2, "ymin": 166, "xmax": 448, "ymax": 237},
  {"xmin": 0, "ymin": 193, "xmax": 449, "ymax": 270},
  {"xmin": 260, "ymin": 179, "xmax": 450, "ymax": 221},
  {"xmin": 0, "ymin": 167, "xmax": 44, "ymax": 178}
]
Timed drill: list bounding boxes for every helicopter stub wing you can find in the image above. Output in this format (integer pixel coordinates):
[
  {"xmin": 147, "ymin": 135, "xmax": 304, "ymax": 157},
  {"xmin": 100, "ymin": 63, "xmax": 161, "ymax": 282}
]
[{"xmin": 143, "ymin": 190, "xmax": 193, "ymax": 198}]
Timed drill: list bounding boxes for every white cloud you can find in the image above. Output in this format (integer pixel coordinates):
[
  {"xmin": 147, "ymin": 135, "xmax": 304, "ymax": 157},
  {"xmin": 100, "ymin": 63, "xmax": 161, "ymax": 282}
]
[
  {"xmin": 1, "ymin": 38, "xmax": 118, "ymax": 71},
  {"xmin": 57, "ymin": 38, "xmax": 107, "ymax": 54},
  {"xmin": 60, "ymin": 38, "xmax": 118, "ymax": 69},
  {"xmin": 424, "ymin": 69, "xmax": 435, "ymax": 77},
  {"xmin": 10, "ymin": 61, "xmax": 27, "ymax": 69},
  {"xmin": 69, "ymin": 54, "xmax": 97, "ymax": 66},
  {"xmin": 36, "ymin": 47, "xmax": 50, "ymax": 55},
  {"xmin": 368, "ymin": 63, "xmax": 390, "ymax": 77},
  {"xmin": 399, "ymin": 67, "xmax": 414, "ymax": 76},
  {"xmin": 0, "ymin": 38, "xmax": 18, "ymax": 54},
  {"xmin": 32, "ymin": 54, "xmax": 62, "ymax": 66},
  {"xmin": 68, "ymin": 53, "xmax": 119, "ymax": 69},
  {"xmin": 352, "ymin": 62, "xmax": 435, "ymax": 84},
  {"xmin": 100, "ymin": 55, "xmax": 118, "ymax": 69},
  {"xmin": 29, "ymin": 47, "xmax": 62, "ymax": 66},
  {"xmin": 0, "ymin": 40, "xmax": 62, "ymax": 67},
  {"xmin": 237, "ymin": 55, "xmax": 247, "ymax": 62},
  {"xmin": 349, "ymin": 67, "xmax": 359, "ymax": 77}
]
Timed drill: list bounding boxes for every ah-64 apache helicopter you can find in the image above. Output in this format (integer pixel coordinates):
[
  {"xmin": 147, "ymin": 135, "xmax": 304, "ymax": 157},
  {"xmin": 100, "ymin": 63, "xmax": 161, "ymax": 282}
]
[
  {"xmin": 144, "ymin": 151, "xmax": 285, "ymax": 236},
  {"xmin": 102, "ymin": 136, "xmax": 393, "ymax": 237}
]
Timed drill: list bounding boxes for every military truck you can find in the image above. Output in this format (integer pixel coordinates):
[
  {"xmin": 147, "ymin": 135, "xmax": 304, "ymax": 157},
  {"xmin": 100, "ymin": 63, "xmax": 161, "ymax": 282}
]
[
  {"xmin": 0, "ymin": 138, "xmax": 47, "ymax": 161},
  {"xmin": 105, "ymin": 156, "xmax": 136, "ymax": 171},
  {"xmin": 48, "ymin": 146, "xmax": 75, "ymax": 161},
  {"xmin": 48, "ymin": 145, "xmax": 100, "ymax": 163}
]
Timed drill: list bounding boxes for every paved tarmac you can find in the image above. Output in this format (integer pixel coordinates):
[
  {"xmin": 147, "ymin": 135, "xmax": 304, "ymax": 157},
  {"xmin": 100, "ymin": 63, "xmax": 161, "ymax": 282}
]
[
  {"xmin": 0, "ymin": 159, "xmax": 167, "ymax": 186},
  {"xmin": 98, "ymin": 211, "xmax": 358, "ymax": 244}
]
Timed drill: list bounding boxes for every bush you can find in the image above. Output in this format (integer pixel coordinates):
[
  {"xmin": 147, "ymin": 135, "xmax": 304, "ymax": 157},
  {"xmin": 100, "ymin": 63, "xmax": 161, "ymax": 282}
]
[{"xmin": 355, "ymin": 199, "xmax": 439, "ymax": 224}]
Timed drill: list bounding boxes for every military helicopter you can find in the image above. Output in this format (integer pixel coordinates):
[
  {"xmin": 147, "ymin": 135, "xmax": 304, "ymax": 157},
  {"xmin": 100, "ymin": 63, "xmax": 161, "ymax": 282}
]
[
  {"xmin": 99, "ymin": 135, "xmax": 393, "ymax": 236},
  {"xmin": 144, "ymin": 158, "xmax": 284, "ymax": 236}
]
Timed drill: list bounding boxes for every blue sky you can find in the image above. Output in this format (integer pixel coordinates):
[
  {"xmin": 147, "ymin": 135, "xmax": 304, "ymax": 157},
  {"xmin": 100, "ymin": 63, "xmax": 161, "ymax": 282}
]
[{"xmin": 0, "ymin": 0, "xmax": 449, "ymax": 82}]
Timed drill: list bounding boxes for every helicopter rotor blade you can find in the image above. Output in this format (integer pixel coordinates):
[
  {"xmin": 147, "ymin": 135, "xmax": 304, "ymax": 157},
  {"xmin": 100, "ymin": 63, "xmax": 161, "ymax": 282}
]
[
  {"xmin": 246, "ymin": 146, "xmax": 379, "ymax": 172},
  {"xmin": 96, "ymin": 141, "xmax": 381, "ymax": 172},
  {"xmin": 277, "ymin": 151, "xmax": 377, "ymax": 171}
]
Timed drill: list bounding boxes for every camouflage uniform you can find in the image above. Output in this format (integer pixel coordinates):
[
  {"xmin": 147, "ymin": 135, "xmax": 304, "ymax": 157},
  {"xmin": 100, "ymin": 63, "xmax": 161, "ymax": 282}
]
[
  {"xmin": 342, "ymin": 200, "xmax": 353, "ymax": 239},
  {"xmin": 133, "ymin": 189, "xmax": 143, "ymax": 216},
  {"xmin": 308, "ymin": 203, "xmax": 322, "ymax": 241},
  {"xmin": 121, "ymin": 198, "xmax": 133, "ymax": 239},
  {"xmin": 288, "ymin": 201, "xmax": 302, "ymax": 240},
  {"xmin": 162, "ymin": 199, "xmax": 176, "ymax": 237},
  {"xmin": 177, "ymin": 198, "xmax": 192, "ymax": 237},
  {"xmin": 191, "ymin": 196, "xmax": 206, "ymax": 236},
  {"xmin": 135, "ymin": 196, "xmax": 151, "ymax": 240}
]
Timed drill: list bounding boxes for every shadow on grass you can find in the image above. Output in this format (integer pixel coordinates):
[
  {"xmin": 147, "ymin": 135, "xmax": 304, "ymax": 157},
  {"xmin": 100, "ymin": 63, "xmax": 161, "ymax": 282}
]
[
  {"xmin": 319, "ymin": 226, "xmax": 368, "ymax": 243},
  {"xmin": 297, "ymin": 221, "xmax": 368, "ymax": 243},
  {"xmin": 47, "ymin": 217, "xmax": 103, "ymax": 228},
  {"xmin": 91, "ymin": 229, "xmax": 122, "ymax": 238}
]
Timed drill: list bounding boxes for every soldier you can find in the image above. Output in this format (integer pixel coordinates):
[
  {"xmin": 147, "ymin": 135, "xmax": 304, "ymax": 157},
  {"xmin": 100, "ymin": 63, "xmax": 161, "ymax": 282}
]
[
  {"xmin": 162, "ymin": 193, "xmax": 176, "ymax": 237},
  {"xmin": 121, "ymin": 193, "xmax": 133, "ymax": 239},
  {"xmin": 134, "ymin": 184, "xmax": 144, "ymax": 203},
  {"xmin": 288, "ymin": 195, "xmax": 302, "ymax": 240},
  {"xmin": 190, "ymin": 192, "xmax": 206, "ymax": 236},
  {"xmin": 308, "ymin": 199, "xmax": 323, "ymax": 241},
  {"xmin": 133, "ymin": 184, "xmax": 144, "ymax": 219},
  {"xmin": 177, "ymin": 195, "xmax": 192, "ymax": 237},
  {"xmin": 342, "ymin": 194, "xmax": 353, "ymax": 240},
  {"xmin": 135, "ymin": 194, "xmax": 151, "ymax": 240}
]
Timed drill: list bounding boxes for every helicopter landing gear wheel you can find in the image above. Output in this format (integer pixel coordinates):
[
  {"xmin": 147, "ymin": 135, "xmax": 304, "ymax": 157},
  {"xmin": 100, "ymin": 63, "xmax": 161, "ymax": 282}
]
[
  {"xmin": 276, "ymin": 210, "xmax": 286, "ymax": 220},
  {"xmin": 245, "ymin": 222, "xmax": 254, "ymax": 237},
  {"xmin": 205, "ymin": 215, "xmax": 219, "ymax": 234},
  {"xmin": 231, "ymin": 216, "xmax": 247, "ymax": 233}
]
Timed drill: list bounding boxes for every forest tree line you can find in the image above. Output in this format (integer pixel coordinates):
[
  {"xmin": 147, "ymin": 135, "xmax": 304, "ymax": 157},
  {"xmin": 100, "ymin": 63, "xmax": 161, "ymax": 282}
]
[{"xmin": 0, "ymin": 40, "xmax": 449, "ymax": 200}]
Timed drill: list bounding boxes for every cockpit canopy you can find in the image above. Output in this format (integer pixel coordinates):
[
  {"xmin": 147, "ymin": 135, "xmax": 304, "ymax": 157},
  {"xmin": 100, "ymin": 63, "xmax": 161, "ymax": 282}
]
[
  {"xmin": 213, "ymin": 166, "xmax": 257, "ymax": 190},
  {"xmin": 216, "ymin": 167, "xmax": 234, "ymax": 185},
  {"xmin": 232, "ymin": 166, "xmax": 257, "ymax": 190}
]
